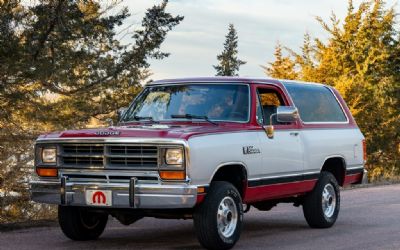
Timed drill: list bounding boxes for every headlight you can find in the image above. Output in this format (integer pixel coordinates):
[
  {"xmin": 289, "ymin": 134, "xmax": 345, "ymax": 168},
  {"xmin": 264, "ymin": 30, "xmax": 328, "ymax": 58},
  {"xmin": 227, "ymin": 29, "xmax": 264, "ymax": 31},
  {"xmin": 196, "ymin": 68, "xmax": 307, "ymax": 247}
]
[
  {"xmin": 165, "ymin": 148, "xmax": 183, "ymax": 165},
  {"xmin": 41, "ymin": 147, "xmax": 57, "ymax": 163}
]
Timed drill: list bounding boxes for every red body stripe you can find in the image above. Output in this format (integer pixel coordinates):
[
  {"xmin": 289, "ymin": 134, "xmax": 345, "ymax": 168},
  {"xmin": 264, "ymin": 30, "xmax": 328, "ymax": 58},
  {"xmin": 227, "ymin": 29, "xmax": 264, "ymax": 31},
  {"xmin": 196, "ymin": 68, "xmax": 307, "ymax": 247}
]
[
  {"xmin": 243, "ymin": 179, "xmax": 317, "ymax": 203},
  {"xmin": 237, "ymin": 173, "xmax": 362, "ymax": 204},
  {"xmin": 343, "ymin": 173, "xmax": 363, "ymax": 186}
]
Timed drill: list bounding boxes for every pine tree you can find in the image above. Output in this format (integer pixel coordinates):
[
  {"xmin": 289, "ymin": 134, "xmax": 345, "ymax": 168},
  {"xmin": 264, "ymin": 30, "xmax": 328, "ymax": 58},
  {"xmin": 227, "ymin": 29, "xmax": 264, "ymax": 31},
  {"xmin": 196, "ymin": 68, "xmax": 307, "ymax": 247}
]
[
  {"xmin": 262, "ymin": 42, "xmax": 297, "ymax": 80},
  {"xmin": 0, "ymin": 0, "xmax": 183, "ymax": 223},
  {"xmin": 213, "ymin": 24, "xmax": 246, "ymax": 76},
  {"xmin": 265, "ymin": 0, "xmax": 399, "ymax": 180}
]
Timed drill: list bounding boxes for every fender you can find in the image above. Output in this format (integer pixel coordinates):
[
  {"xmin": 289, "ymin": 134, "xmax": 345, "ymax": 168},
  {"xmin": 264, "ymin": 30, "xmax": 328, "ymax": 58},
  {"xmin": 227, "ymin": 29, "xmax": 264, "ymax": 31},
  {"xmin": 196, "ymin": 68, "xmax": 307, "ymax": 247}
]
[{"xmin": 208, "ymin": 161, "xmax": 249, "ymax": 184}]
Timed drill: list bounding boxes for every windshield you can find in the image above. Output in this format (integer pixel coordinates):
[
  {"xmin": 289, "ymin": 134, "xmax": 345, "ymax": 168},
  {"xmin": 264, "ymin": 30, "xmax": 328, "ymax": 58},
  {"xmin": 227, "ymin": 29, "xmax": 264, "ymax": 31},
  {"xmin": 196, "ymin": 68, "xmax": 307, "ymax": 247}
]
[{"xmin": 122, "ymin": 84, "xmax": 250, "ymax": 123}]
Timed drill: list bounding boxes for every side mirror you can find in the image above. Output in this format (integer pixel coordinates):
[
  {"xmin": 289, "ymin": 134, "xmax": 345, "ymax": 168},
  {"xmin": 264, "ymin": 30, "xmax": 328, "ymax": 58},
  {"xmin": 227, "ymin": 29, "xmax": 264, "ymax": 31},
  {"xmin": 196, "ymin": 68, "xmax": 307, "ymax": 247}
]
[
  {"xmin": 117, "ymin": 107, "xmax": 128, "ymax": 121},
  {"xmin": 263, "ymin": 106, "xmax": 298, "ymax": 139},
  {"xmin": 276, "ymin": 106, "xmax": 299, "ymax": 123}
]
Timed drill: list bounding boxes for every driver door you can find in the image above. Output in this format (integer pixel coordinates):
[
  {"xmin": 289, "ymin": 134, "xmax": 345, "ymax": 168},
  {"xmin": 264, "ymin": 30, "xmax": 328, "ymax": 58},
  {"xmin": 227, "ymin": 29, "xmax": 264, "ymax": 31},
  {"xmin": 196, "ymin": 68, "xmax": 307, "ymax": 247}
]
[{"xmin": 255, "ymin": 85, "xmax": 304, "ymax": 180}]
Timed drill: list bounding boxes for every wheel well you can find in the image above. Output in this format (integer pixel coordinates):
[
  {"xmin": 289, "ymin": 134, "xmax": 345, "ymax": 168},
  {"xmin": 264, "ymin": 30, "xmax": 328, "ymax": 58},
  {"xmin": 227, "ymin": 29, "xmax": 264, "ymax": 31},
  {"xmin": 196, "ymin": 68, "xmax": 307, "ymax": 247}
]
[
  {"xmin": 321, "ymin": 157, "xmax": 346, "ymax": 186},
  {"xmin": 211, "ymin": 164, "xmax": 247, "ymax": 197}
]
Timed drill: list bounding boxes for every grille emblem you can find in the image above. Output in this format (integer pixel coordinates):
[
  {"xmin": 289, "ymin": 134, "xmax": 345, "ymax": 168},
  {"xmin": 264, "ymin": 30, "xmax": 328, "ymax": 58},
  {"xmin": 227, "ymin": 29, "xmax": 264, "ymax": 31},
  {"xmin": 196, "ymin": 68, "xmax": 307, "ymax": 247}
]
[{"xmin": 92, "ymin": 191, "xmax": 107, "ymax": 204}]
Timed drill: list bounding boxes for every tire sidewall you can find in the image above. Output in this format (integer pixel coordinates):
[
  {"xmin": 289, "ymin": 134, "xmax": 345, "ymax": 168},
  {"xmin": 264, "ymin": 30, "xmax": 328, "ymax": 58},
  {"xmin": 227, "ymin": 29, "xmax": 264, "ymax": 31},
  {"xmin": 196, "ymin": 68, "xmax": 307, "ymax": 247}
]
[
  {"xmin": 314, "ymin": 173, "xmax": 340, "ymax": 225},
  {"xmin": 321, "ymin": 178, "xmax": 340, "ymax": 223},
  {"xmin": 214, "ymin": 184, "xmax": 243, "ymax": 245},
  {"xmin": 58, "ymin": 206, "xmax": 108, "ymax": 241},
  {"xmin": 194, "ymin": 181, "xmax": 244, "ymax": 249}
]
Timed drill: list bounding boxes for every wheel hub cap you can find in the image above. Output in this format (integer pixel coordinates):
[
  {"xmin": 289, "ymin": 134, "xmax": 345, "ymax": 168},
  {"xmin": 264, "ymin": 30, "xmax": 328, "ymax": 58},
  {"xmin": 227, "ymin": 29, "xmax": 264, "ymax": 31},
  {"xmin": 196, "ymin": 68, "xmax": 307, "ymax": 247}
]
[
  {"xmin": 322, "ymin": 183, "xmax": 336, "ymax": 218},
  {"xmin": 217, "ymin": 196, "xmax": 238, "ymax": 238}
]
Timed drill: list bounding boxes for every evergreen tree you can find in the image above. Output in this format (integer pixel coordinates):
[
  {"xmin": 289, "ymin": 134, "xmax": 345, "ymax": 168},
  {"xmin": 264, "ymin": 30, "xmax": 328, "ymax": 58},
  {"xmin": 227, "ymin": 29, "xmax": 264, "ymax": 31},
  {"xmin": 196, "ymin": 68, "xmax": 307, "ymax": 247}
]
[
  {"xmin": 262, "ymin": 42, "xmax": 297, "ymax": 79},
  {"xmin": 213, "ymin": 24, "xmax": 246, "ymax": 76},
  {"xmin": 265, "ymin": 0, "xmax": 399, "ymax": 180},
  {"xmin": 0, "ymin": 0, "xmax": 183, "ymax": 223}
]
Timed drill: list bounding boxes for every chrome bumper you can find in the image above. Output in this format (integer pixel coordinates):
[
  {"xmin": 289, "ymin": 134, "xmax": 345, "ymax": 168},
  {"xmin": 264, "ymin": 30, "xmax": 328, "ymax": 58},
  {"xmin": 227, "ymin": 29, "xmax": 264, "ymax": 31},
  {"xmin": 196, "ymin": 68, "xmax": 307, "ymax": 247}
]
[
  {"xmin": 362, "ymin": 169, "xmax": 368, "ymax": 184},
  {"xmin": 30, "ymin": 178, "xmax": 198, "ymax": 209}
]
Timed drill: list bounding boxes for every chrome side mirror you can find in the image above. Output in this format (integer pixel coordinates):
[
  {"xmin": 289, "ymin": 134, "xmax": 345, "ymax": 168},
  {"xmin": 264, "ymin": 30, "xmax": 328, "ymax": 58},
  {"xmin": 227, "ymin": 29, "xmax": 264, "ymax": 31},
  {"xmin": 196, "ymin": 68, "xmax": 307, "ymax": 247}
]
[
  {"xmin": 276, "ymin": 106, "xmax": 299, "ymax": 123},
  {"xmin": 263, "ymin": 106, "xmax": 298, "ymax": 139}
]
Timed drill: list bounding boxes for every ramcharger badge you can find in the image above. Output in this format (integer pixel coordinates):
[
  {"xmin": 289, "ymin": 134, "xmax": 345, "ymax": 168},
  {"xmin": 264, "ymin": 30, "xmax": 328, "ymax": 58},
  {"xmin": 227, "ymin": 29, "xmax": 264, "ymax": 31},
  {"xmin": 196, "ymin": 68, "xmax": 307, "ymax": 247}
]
[{"xmin": 242, "ymin": 146, "xmax": 261, "ymax": 154}]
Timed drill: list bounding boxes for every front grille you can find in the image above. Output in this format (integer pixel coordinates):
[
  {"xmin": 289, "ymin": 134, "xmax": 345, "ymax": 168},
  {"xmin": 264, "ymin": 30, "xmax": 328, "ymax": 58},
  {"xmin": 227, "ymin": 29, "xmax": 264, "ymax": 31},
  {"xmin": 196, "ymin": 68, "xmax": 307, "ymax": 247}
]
[
  {"xmin": 63, "ymin": 145, "xmax": 104, "ymax": 154},
  {"xmin": 59, "ymin": 144, "xmax": 159, "ymax": 169},
  {"xmin": 107, "ymin": 145, "xmax": 158, "ymax": 168},
  {"xmin": 63, "ymin": 156, "xmax": 103, "ymax": 166}
]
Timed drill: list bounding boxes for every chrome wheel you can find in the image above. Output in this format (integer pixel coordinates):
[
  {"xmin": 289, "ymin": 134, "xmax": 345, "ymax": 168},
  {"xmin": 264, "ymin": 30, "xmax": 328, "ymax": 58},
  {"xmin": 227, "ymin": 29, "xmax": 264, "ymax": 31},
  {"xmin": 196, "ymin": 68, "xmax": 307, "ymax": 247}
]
[
  {"xmin": 322, "ymin": 183, "xmax": 336, "ymax": 218},
  {"xmin": 217, "ymin": 196, "xmax": 238, "ymax": 238}
]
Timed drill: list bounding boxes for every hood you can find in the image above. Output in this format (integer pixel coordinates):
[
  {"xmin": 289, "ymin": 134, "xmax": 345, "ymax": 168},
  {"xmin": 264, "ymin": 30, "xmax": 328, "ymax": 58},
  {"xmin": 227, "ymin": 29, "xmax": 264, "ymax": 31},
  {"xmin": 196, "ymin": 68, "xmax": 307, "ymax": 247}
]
[{"xmin": 37, "ymin": 123, "xmax": 258, "ymax": 141}]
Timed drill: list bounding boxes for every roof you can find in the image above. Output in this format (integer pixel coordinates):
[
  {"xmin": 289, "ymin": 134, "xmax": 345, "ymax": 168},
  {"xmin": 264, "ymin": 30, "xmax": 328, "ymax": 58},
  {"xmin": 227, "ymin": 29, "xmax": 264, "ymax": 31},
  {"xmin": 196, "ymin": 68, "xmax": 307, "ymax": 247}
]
[
  {"xmin": 149, "ymin": 76, "xmax": 281, "ymax": 85},
  {"xmin": 148, "ymin": 76, "xmax": 328, "ymax": 88}
]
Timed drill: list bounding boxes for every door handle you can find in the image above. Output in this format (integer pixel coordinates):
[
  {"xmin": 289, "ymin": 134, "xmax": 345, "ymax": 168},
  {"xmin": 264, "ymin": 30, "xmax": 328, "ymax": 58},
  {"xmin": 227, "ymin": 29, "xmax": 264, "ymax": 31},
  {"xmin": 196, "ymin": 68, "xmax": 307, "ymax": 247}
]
[{"xmin": 290, "ymin": 132, "xmax": 299, "ymax": 136}]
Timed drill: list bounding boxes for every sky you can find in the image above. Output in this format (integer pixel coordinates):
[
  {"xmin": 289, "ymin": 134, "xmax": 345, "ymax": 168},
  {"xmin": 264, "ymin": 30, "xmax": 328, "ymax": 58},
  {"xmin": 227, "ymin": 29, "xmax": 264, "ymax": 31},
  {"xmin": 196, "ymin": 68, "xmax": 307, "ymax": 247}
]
[{"xmin": 120, "ymin": 0, "xmax": 398, "ymax": 80}]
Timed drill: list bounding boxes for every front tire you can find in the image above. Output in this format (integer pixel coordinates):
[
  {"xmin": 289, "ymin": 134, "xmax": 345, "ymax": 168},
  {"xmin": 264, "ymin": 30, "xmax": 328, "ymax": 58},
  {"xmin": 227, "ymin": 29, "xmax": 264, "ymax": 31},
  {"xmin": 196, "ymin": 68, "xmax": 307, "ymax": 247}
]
[
  {"xmin": 58, "ymin": 206, "xmax": 108, "ymax": 241},
  {"xmin": 302, "ymin": 172, "xmax": 340, "ymax": 228},
  {"xmin": 193, "ymin": 181, "xmax": 243, "ymax": 250}
]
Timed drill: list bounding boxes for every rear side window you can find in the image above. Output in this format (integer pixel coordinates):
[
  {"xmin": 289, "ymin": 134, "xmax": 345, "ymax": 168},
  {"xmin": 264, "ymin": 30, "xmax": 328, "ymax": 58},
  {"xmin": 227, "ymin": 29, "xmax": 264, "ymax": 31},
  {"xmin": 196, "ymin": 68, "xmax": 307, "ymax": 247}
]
[{"xmin": 284, "ymin": 83, "xmax": 347, "ymax": 123}]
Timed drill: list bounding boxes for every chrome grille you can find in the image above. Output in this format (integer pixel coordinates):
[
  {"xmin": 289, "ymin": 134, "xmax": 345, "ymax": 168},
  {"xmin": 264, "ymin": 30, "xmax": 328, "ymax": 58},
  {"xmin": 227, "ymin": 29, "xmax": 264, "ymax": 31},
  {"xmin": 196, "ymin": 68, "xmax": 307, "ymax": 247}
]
[
  {"xmin": 63, "ymin": 156, "xmax": 103, "ymax": 166},
  {"xmin": 59, "ymin": 144, "xmax": 159, "ymax": 169},
  {"xmin": 63, "ymin": 145, "xmax": 104, "ymax": 154},
  {"xmin": 107, "ymin": 145, "xmax": 158, "ymax": 168}
]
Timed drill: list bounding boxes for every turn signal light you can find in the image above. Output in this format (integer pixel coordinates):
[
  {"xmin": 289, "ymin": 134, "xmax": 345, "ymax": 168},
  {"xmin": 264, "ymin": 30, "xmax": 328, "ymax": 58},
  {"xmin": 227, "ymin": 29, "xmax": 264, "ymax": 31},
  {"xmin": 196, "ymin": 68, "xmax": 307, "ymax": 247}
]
[
  {"xmin": 159, "ymin": 171, "xmax": 185, "ymax": 180},
  {"xmin": 36, "ymin": 167, "xmax": 58, "ymax": 177},
  {"xmin": 362, "ymin": 139, "xmax": 367, "ymax": 162}
]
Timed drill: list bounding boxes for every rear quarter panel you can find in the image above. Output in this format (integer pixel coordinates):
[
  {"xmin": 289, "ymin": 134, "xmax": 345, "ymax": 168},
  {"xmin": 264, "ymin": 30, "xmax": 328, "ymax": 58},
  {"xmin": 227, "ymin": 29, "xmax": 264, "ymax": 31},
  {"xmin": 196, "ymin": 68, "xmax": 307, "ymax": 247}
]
[{"xmin": 301, "ymin": 128, "xmax": 365, "ymax": 172}]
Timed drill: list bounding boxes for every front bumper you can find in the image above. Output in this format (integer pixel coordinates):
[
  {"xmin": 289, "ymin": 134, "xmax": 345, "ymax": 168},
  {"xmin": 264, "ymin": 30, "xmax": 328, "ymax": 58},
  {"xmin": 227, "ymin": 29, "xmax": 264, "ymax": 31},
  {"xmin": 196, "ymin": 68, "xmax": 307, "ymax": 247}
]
[{"xmin": 30, "ymin": 178, "xmax": 198, "ymax": 209}]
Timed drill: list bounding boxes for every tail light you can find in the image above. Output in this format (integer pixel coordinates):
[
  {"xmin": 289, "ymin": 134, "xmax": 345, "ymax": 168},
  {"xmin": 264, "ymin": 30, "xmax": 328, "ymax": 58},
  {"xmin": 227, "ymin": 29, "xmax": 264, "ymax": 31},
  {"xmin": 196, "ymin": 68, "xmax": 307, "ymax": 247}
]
[{"xmin": 362, "ymin": 139, "xmax": 367, "ymax": 162}]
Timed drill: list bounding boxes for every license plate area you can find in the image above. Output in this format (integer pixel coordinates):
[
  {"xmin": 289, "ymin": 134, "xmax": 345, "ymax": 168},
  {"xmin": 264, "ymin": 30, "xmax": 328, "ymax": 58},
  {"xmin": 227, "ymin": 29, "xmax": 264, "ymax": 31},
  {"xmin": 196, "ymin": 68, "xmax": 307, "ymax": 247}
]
[{"xmin": 85, "ymin": 190, "xmax": 112, "ymax": 206}]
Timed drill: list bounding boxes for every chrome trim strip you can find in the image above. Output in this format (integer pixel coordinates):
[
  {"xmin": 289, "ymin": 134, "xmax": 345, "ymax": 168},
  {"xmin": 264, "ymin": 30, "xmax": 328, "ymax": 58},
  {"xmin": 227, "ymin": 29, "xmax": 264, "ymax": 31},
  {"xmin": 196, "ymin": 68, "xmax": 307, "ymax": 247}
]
[
  {"xmin": 247, "ymin": 171, "xmax": 320, "ymax": 182},
  {"xmin": 346, "ymin": 166, "xmax": 365, "ymax": 170},
  {"xmin": 129, "ymin": 177, "xmax": 136, "ymax": 207}
]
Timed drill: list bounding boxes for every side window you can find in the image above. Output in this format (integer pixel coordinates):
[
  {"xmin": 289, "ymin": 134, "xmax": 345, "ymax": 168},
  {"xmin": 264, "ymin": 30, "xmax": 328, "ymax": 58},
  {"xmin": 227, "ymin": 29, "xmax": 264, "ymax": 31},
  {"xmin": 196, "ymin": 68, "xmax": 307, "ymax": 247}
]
[
  {"xmin": 285, "ymin": 83, "xmax": 347, "ymax": 122},
  {"xmin": 256, "ymin": 88, "xmax": 286, "ymax": 125}
]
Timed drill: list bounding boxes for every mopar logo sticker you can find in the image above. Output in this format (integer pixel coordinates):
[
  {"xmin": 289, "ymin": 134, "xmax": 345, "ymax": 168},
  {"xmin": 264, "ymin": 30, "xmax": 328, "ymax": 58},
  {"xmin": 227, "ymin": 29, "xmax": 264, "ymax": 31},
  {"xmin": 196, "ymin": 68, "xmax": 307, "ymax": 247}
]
[
  {"xmin": 95, "ymin": 131, "xmax": 121, "ymax": 136},
  {"xmin": 242, "ymin": 146, "xmax": 260, "ymax": 155}
]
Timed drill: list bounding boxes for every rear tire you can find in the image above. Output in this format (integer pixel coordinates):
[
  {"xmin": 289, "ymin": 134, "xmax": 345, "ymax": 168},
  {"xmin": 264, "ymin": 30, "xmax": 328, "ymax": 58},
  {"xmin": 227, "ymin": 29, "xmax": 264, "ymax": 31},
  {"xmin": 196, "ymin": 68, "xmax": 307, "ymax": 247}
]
[
  {"xmin": 193, "ymin": 181, "xmax": 243, "ymax": 250},
  {"xmin": 58, "ymin": 206, "xmax": 108, "ymax": 241},
  {"xmin": 302, "ymin": 172, "xmax": 340, "ymax": 228}
]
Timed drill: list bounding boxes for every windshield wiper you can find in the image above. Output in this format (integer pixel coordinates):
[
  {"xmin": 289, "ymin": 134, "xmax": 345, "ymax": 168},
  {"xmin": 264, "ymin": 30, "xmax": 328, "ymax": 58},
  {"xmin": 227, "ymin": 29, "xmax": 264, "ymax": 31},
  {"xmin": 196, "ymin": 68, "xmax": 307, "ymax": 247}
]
[
  {"xmin": 171, "ymin": 114, "xmax": 218, "ymax": 126},
  {"xmin": 132, "ymin": 115, "xmax": 159, "ymax": 123}
]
